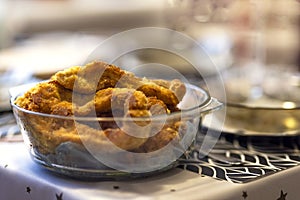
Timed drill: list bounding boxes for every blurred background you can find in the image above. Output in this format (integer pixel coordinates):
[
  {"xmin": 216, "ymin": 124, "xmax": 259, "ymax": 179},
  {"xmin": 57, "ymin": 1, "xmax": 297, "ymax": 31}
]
[{"xmin": 0, "ymin": 0, "xmax": 299, "ymax": 110}]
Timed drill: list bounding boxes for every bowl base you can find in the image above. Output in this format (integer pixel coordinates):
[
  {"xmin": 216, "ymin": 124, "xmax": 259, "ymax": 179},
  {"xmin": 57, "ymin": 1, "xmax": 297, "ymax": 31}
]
[{"xmin": 30, "ymin": 148, "xmax": 179, "ymax": 181}]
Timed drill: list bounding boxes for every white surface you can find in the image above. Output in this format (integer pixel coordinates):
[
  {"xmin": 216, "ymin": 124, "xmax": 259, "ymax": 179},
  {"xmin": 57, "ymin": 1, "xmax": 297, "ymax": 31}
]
[
  {"xmin": 4, "ymin": 0, "xmax": 166, "ymax": 39},
  {"xmin": 0, "ymin": 0, "xmax": 234, "ymax": 77},
  {"xmin": 0, "ymin": 30, "xmax": 232, "ymax": 77},
  {"xmin": 0, "ymin": 33, "xmax": 105, "ymax": 76},
  {"xmin": 1, "ymin": 142, "xmax": 300, "ymax": 200}
]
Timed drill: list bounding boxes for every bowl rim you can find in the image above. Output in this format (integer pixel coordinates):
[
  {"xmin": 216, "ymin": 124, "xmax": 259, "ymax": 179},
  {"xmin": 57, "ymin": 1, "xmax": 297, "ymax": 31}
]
[
  {"xmin": 11, "ymin": 83, "xmax": 218, "ymax": 122},
  {"xmin": 225, "ymin": 102, "xmax": 300, "ymax": 110}
]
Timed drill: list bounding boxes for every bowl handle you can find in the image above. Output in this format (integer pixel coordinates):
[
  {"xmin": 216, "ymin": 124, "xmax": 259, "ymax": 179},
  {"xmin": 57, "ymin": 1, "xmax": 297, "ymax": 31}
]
[{"xmin": 199, "ymin": 97, "xmax": 223, "ymax": 115}]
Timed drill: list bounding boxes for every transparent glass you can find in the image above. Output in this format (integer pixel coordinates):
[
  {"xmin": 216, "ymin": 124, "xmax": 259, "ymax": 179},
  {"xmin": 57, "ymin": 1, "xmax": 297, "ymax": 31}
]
[{"xmin": 11, "ymin": 83, "xmax": 221, "ymax": 179}]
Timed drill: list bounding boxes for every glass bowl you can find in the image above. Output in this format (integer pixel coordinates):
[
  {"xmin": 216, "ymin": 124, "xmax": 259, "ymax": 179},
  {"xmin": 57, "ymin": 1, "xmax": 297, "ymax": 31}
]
[{"xmin": 11, "ymin": 83, "xmax": 221, "ymax": 180}]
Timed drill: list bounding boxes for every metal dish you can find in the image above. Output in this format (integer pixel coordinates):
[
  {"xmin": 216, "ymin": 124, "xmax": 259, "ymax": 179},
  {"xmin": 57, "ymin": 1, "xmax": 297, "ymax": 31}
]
[{"xmin": 204, "ymin": 67, "xmax": 300, "ymax": 136}]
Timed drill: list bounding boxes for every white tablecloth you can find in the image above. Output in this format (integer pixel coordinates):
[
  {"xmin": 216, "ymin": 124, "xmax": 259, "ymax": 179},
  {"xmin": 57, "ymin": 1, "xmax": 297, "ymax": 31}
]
[{"xmin": 0, "ymin": 142, "xmax": 299, "ymax": 200}]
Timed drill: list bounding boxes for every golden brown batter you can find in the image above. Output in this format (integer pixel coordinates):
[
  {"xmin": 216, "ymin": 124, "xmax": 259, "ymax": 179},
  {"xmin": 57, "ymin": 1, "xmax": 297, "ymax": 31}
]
[{"xmin": 15, "ymin": 61, "xmax": 187, "ymax": 154}]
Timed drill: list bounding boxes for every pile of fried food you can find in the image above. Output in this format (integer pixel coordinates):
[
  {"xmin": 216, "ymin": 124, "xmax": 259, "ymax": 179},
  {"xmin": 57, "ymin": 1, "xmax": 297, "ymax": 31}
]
[{"xmin": 15, "ymin": 61, "xmax": 187, "ymax": 154}]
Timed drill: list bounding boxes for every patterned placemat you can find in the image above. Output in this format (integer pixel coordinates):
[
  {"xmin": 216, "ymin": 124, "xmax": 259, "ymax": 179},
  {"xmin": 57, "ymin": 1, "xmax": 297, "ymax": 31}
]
[
  {"xmin": 0, "ymin": 112, "xmax": 22, "ymax": 142},
  {"xmin": 178, "ymin": 130, "xmax": 300, "ymax": 183},
  {"xmin": 1, "ymin": 112, "xmax": 300, "ymax": 184}
]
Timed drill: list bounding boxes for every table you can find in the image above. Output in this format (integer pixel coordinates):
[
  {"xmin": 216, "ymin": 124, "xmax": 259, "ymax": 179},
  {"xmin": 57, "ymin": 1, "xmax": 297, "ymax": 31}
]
[{"xmin": 1, "ymin": 141, "xmax": 300, "ymax": 200}]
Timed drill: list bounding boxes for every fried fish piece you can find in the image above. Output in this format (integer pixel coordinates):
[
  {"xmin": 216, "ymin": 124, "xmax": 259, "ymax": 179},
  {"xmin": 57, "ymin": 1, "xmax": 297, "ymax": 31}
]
[
  {"xmin": 15, "ymin": 81, "xmax": 91, "ymax": 115},
  {"xmin": 133, "ymin": 125, "xmax": 179, "ymax": 153},
  {"xmin": 76, "ymin": 87, "xmax": 148, "ymax": 116},
  {"xmin": 50, "ymin": 65, "xmax": 81, "ymax": 92},
  {"xmin": 134, "ymin": 121, "xmax": 187, "ymax": 153},
  {"xmin": 50, "ymin": 101, "xmax": 74, "ymax": 116},
  {"xmin": 152, "ymin": 79, "xmax": 186, "ymax": 102},
  {"xmin": 147, "ymin": 97, "xmax": 169, "ymax": 115},
  {"xmin": 26, "ymin": 117, "xmax": 147, "ymax": 154},
  {"xmin": 51, "ymin": 61, "xmax": 186, "ymax": 110},
  {"xmin": 14, "ymin": 81, "xmax": 70, "ymax": 113},
  {"xmin": 137, "ymin": 83, "xmax": 179, "ymax": 111},
  {"xmin": 15, "ymin": 82, "xmax": 150, "ymax": 117},
  {"xmin": 51, "ymin": 61, "xmax": 139, "ymax": 94}
]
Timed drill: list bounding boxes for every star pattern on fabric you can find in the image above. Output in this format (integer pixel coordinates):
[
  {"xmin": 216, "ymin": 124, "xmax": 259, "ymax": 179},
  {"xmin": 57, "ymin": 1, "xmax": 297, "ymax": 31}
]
[
  {"xmin": 113, "ymin": 186, "xmax": 120, "ymax": 190},
  {"xmin": 26, "ymin": 187, "xmax": 31, "ymax": 194},
  {"xmin": 277, "ymin": 190, "xmax": 287, "ymax": 200},
  {"xmin": 242, "ymin": 191, "xmax": 248, "ymax": 199},
  {"xmin": 56, "ymin": 192, "xmax": 63, "ymax": 200}
]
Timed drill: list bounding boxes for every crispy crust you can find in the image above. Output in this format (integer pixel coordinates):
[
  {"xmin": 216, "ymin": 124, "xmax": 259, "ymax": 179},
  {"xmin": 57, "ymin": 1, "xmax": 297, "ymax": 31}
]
[
  {"xmin": 50, "ymin": 61, "xmax": 186, "ymax": 110},
  {"xmin": 15, "ymin": 61, "xmax": 187, "ymax": 154}
]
